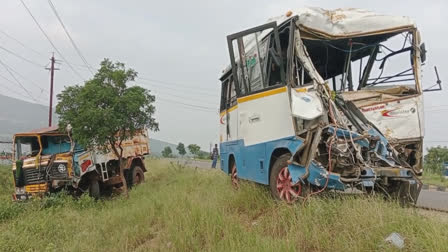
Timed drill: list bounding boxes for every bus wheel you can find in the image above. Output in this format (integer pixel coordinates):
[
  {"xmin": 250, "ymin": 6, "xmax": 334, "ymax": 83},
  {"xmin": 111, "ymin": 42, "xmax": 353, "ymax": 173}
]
[
  {"xmin": 231, "ymin": 163, "xmax": 239, "ymax": 189},
  {"xmin": 270, "ymin": 154, "xmax": 301, "ymax": 203}
]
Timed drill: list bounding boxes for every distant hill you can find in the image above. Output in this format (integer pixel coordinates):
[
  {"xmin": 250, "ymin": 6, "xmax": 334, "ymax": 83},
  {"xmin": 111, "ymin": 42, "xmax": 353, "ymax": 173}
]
[
  {"xmin": 0, "ymin": 94, "xmax": 56, "ymax": 141},
  {"xmin": 149, "ymin": 138, "xmax": 181, "ymax": 156}
]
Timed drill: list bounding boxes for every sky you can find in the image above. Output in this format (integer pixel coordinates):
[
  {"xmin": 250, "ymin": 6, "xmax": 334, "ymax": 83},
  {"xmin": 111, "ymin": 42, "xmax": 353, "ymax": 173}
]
[{"xmin": 0, "ymin": 0, "xmax": 447, "ymax": 151}]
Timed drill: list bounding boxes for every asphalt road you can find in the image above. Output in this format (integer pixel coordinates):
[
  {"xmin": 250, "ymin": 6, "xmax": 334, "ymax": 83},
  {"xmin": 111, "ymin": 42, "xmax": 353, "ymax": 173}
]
[
  {"xmin": 417, "ymin": 190, "xmax": 448, "ymax": 211},
  {"xmin": 168, "ymin": 158, "xmax": 448, "ymax": 211}
]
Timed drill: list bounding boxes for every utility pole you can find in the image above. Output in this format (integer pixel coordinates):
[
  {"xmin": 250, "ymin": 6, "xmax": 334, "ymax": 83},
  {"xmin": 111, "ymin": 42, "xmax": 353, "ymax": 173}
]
[{"xmin": 46, "ymin": 53, "xmax": 58, "ymax": 127}]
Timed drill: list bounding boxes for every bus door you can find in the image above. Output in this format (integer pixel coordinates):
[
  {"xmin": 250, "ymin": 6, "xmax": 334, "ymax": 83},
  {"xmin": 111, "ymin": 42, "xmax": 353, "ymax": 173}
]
[{"xmin": 227, "ymin": 22, "xmax": 296, "ymax": 183}]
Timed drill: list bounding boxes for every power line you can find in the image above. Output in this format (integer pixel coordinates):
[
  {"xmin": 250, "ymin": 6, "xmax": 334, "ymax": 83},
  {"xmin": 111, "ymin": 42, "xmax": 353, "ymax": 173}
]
[
  {"xmin": 156, "ymin": 97, "xmax": 216, "ymax": 111},
  {"xmin": 47, "ymin": 0, "xmax": 94, "ymax": 75},
  {"xmin": 131, "ymin": 81, "xmax": 216, "ymax": 105},
  {"xmin": 0, "ymin": 81, "xmax": 31, "ymax": 98},
  {"xmin": 5, "ymin": 64, "xmax": 49, "ymax": 94},
  {"xmin": 138, "ymin": 76, "xmax": 217, "ymax": 93},
  {"xmin": 0, "ymin": 57, "xmax": 39, "ymax": 103},
  {"xmin": 0, "ymin": 28, "xmax": 46, "ymax": 57},
  {"xmin": 153, "ymin": 91, "xmax": 216, "ymax": 106},
  {"xmin": 19, "ymin": 0, "xmax": 85, "ymax": 81},
  {"xmin": 0, "ymin": 45, "xmax": 44, "ymax": 68},
  {"xmin": 138, "ymin": 78, "xmax": 216, "ymax": 96},
  {"xmin": 0, "ymin": 61, "xmax": 49, "ymax": 95},
  {"xmin": 156, "ymin": 98, "xmax": 217, "ymax": 113}
]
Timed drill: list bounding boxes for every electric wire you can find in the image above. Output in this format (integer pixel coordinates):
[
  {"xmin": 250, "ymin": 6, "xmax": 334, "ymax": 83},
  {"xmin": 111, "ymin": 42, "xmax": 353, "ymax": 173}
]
[
  {"xmin": 0, "ymin": 28, "xmax": 46, "ymax": 57},
  {"xmin": 138, "ymin": 76, "xmax": 217, "ymax": 93},
  {"xmin": 0, "ymin": 60, "xmax": 49, "ymax": 95},
  {"xmin": 129, "ymin": 82, "xmax": 216, "ymax": 105},
  {"xmin": 138, "ymin": 78, "xmax": 216, "ymax": 96},
  {"xmin": 0, "ymin": 45, "xmax": 44, "ymax": 68},
  {"xmin": 48, "ymin": 0, "xmax": 94, "ymax": 74},
  {"xmin": 19, "ymin": 0, "xmax": 85, "ymax": 81},
  {"xmin": 152, "ymin": 91, "xmax": 216, "ymax": 106},
  {"xmin": 0, "ymin": 57, "xmax": 40, "ymax": 103},
  {"xmin": 156, "ymin": 98, "xmax": 217, "ymax": 114},
  {"xmin": 156, "ymin": 97, "xmax": 216, "ymax": 111}
]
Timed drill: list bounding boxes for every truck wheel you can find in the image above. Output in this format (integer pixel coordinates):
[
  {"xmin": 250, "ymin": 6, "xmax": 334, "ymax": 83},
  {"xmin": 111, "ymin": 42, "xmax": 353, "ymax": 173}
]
[
  {"xmin": 89, "ymin": 179, "xmax": 100, "ymax": 200},
  {"xmin": 270, "ymin": 153, "xmax": 302, "ymax": 203},
  {"xmin": 131, "ymin": 166, "xmax": 145, "ymax": 186}
]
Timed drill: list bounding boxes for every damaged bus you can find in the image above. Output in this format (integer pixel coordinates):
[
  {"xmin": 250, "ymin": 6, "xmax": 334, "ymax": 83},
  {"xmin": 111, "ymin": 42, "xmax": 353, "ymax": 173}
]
[{"xmin": 219, "ymin": 8, "xmax": 425, "ymax": 204}]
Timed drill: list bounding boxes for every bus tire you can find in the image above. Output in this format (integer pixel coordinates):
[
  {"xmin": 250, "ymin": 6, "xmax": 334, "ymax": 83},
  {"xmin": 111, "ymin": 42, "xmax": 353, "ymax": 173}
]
[
  {"xmin": 230, "ymin": 162, "xmax": 239, "ymax": 189},
  {"xmin": 269, "ymin": 153, "xmax": 302, "ymax": 203}
]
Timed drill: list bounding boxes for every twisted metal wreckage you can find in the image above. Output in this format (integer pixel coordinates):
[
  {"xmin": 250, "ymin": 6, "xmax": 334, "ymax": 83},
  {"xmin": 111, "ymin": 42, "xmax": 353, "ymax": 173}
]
[{"xmin": 219, "ymin": 8, "xmax": 437, "ymax": 204}]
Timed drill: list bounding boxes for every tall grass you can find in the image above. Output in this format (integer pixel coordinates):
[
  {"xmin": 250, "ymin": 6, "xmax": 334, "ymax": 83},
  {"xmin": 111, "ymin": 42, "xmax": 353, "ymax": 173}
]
[{"xmin": 0, "ymin": 160, "xmax": 447, "ymax": 251}]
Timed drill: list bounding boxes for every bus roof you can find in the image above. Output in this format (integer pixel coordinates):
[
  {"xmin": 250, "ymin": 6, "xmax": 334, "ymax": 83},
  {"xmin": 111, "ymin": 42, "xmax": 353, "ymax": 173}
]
[{"xmin": 220, "ymin": 7, "xmax": 416, "ymax": 78}]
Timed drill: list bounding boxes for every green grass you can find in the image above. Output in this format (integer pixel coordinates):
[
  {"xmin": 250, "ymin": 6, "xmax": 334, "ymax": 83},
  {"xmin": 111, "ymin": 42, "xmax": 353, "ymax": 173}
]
[
  {"xmin": 0, "ymin": 160, "xmax": 448, "ymax": 251},
  {"xmin": 0, "ymin": 164, "xmax": 13, "ymax": 200},
  {"xmin": 421, "ymin": 172, "xmax": 448, "ymax": 187}
]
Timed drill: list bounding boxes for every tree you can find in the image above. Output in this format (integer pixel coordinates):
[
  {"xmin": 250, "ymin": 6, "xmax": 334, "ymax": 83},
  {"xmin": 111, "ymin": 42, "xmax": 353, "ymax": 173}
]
[
  {"xmin": 176, "ymin": 142, "xmax": 186, "ymax": 157},
  {"xmin": 162, "ymin": 146, "xmax": 173, "ymax": 158},
  {"xmin": 424, "ymin": 146, "xmax": 448, "ymax": 174},
  {"xmin": 56, "ymin": 59, "xmax": 159, "ymax": 196},
  {"xmin": 187, "ymin": 144, "xmax": 201, "ymax": 158}
]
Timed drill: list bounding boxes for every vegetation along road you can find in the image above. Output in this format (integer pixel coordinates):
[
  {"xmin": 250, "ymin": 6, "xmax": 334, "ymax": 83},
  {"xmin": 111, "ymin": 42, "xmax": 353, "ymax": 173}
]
[{"xmin": 2, "ymin": 160, "xmax": 448, "ymax": 251}]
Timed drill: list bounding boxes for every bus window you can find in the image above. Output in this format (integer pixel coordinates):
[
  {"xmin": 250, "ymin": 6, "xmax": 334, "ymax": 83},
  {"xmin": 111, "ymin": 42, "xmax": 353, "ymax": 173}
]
[
  {"xmin": 227, "ymin": 22, "xmax": 284, "ymax": 97},
  {"xmin": 220, "ymin": 78, "xmax": 228, "ymax": 112},
  {"xmin": 227, "ymin": 77, "xmax": 237, "ymax": 108}
]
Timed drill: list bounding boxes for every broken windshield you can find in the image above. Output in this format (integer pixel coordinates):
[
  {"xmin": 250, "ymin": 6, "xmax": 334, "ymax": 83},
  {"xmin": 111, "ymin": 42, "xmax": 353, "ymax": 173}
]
[
  {"xmin": 301, "ymin": 30, "xmax": 419, "ymax": 93},
  {"xmin": 14, "ymin": 136, "xmax": 40, "ymax": 160},
  {"xmin": 41, "ymin": 135, "xmax": 72, "ymax": 155}
]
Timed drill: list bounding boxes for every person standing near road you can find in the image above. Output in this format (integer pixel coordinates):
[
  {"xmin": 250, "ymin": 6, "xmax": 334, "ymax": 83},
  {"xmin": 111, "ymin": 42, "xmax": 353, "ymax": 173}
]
[{"xmin": 211, "ymin": 144, "xmax": 219, "ymax": 168}]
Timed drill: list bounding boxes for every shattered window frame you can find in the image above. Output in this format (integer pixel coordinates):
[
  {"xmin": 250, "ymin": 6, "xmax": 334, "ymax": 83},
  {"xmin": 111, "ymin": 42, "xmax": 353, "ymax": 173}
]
[
  {"xmin": 227, "ymin": 21, "xmax": 286, "ymax": 98},
  {"xmin": 300, "ymin": 29, "xmax": 421, "ymax": 94}
]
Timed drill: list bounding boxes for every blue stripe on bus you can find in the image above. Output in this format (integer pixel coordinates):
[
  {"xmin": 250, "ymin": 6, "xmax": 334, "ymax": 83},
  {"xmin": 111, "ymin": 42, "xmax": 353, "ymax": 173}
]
[{"xmin": 220, "ymin": 136, "xmax": 304, "ymax": 185}]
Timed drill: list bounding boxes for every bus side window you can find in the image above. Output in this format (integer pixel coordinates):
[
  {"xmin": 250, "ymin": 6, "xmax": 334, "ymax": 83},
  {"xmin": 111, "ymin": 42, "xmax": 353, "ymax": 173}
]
[
  {"xmin": 228, "ymin": 77, "xmax": 237, "ymax": 108},
  {"xmin": 220, "ymin": 79, "xmax": 229, "ymax": 113}
]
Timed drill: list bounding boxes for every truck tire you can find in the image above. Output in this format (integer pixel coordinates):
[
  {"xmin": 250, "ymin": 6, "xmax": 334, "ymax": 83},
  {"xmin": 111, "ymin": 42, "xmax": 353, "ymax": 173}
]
[
  {"xmin": 89, "ymin": 179, "xmax": 100, "ymax": 200},
  {"xmin": 129, "ymin": 166, "xmax": 144, "ymax": 188}
]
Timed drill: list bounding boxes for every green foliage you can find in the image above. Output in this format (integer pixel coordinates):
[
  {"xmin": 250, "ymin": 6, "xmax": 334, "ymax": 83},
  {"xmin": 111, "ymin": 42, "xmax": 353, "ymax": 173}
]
[
  {"xmin": 176, "ymin": 142, "xmax": 186, "ymax": 156},
  {"xmin": 0, "ymin": 165, "xmax": 13, "ymax": 199},
  {"xmin": 56, "ymin": 59, "xmax": 159, "ymax": 155},
  {"xmin": 421, "ymin": 172, "xmax": 448, "ymax": 187},
  {"xmin": 161, "ymin": 146, "xmax": 173, "ymax": 158},
  {"xmin": 187, "ymin": 144, "xmax": 201, "ymax": 157},
  {"xmin": 197, "ymin": 150, "xmax": 211, "ymax": 160},
  {"xmin": 424, "ymin": 146, "xmax": 448, "ymax": 174}
]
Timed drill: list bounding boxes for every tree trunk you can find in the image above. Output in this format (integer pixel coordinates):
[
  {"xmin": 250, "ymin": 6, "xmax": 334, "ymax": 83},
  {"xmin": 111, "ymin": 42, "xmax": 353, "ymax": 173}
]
[
  {"xmin": 110, "ymin": 139, "xmax": 128, "ymax": 197},
  {"xmin": 119, "ymin": 157, "xmax": 128, "ymax": 197}
]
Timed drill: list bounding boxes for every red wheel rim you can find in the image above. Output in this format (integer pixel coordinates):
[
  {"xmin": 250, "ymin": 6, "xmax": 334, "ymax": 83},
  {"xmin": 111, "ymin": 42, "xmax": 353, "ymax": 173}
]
[
  {"xmin": 231, "ymin": 164, "xmax": 239, "ymax": 189},
  {"xmin": 276, "ymin": 167, "xmax": 301, "ymax": 203}
]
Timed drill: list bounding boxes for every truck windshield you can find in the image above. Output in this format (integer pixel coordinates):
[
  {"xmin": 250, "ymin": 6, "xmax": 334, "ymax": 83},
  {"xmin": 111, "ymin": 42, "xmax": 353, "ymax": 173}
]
[
  {"xmin": 41, "ymin": 135, "xmax": 72, "ymax": 155},
  {"xmin": 14, "ymin": 136, "xmax": 40, "ymax": 160}
]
